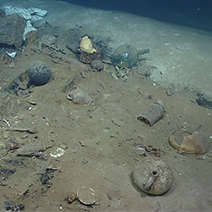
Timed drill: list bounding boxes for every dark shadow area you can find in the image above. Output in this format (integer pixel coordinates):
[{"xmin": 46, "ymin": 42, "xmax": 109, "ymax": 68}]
[{"xmin": 55, "ymin": 0, "xmax": 212, "ymax": 32}]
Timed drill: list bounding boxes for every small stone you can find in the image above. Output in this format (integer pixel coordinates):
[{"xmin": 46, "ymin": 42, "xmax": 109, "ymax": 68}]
[
  {"xmin": 3, "ymin": 130, "xmax": 11, "ymax": 139},
  {"xmin": 91, "ymin": 60, "xmax": 104, "ymax": 71},
  {"xmin": 66, "ymin": 88, "xmax": 93, "ymax": 105}
]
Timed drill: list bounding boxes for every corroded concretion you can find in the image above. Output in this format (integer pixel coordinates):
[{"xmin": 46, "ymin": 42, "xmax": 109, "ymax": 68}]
[
  {"xmin": 169, "ymin": 131, "xmax": 209, "ymax": 154},
  {"xmin": 27, "ymin": 60, "xmax": 52, "ymax": 86}
]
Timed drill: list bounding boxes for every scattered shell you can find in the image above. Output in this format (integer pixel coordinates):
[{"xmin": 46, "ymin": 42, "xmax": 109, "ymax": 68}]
[
  {"xmin": 50, "ymin": 147, "xmax": 65, "ymax": 158},
  {"xmin": 47, "ymin": 162, "xmax": 61, "ymax": 171},
  {"xmin": 6, "ymin": 136, "xmax": 19, "ymax": 150},
  {"xmin": 66, "ymin": 88, "xmax": 93, "ymax": 105},
  {"xmin": 0, "ymin": 136, "xmax": 19, "ymax": 156},
  {"xmin": 169, "ymin": 131, "xmax": 209, "ymax": 154},
  {"xmin": 134, "ymin": 145, "xmax": 146, "ymax": 156},
  {"xmin": 114, "ymin": 66, "xmax": 129, "ymax": 80},
  {"xmin": 25, "ymin": 98, "xmax": 37, "ymax": 105},
  {"xmin": 67, "ymin": 194, "xmax": 77, "ymax": 203},
  {"xmin": 77, "ymin": 186, "xmax": 96, "ymax": 206}
]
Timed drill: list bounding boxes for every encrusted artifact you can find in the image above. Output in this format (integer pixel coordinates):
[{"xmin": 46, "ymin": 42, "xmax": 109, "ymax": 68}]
[
  {"xmin": 38, "ymin": 34, "xmax": 57, "ymax": 52},
  {"xmin": 80, "ymin": 36, "xmax": 96, "ymax": 54},
  {"xmin": 132, "ymin": 156, "xmax": 173, "ymax": 195}
]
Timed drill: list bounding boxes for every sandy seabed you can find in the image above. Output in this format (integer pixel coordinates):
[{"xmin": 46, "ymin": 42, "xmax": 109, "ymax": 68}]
[{"xmin": 0, "ymin": 0, "xmax": 212, "ymax": 211}]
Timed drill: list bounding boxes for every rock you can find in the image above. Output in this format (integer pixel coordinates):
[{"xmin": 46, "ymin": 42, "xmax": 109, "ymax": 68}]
[
  {"xmin": 3, "ymin": 6, "xmax": 48, "ymax": 41},
  {"xmin": 66, "ymin": 40, "xmax": 79, "ymax": 54},
  {"xmin": 0, "ymin": 14, "xmax": 26, "ymax": 48},
  {"xmin": 0, "ymin": 9, "xmax": 6, "ymax": 17},
  {"xmin": 91, "ymin": 60, "xmax": 104, "ymax": 71}
]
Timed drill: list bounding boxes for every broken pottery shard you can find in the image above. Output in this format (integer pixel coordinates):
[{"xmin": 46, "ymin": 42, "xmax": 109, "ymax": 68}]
[{"xmin": 169, "ymin": 131, "xmax": 209, "ymax": 154}]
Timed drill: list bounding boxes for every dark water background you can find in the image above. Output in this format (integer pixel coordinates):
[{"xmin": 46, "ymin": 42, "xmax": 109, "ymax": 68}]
[{"xmin": 55, "ymin": 0, "xmax": 212, "ymax": 31}]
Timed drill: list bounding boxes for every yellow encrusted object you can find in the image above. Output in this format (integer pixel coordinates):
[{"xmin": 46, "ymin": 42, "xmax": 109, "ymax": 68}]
[{"xmin": 80, "ymin": 36, "xmax": 96, "ymax": 54}]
